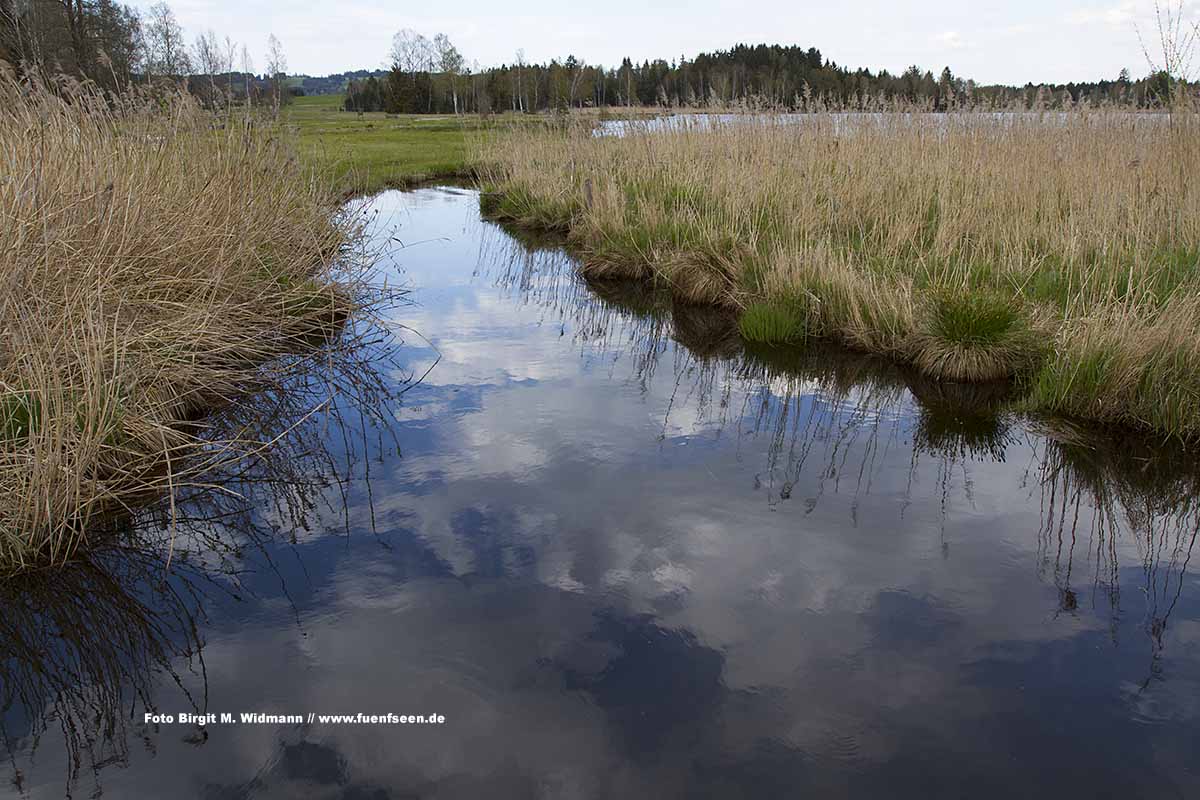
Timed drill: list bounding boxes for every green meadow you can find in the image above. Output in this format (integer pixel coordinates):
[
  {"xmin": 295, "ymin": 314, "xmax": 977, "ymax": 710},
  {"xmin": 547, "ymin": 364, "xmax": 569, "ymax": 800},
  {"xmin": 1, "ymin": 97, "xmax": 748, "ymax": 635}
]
[{"xmin": 288, "ymin": 95, "xmax": 481, "ymax": 194}]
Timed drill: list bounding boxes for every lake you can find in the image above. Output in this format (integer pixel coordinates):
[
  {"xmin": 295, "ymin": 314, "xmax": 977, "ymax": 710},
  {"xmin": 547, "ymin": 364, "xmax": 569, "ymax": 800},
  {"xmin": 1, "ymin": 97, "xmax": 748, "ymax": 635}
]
[
  {"xmin": 593, "ymin": 110, "xmax": 1170, "ymax": 137},
  {"xmin": 2, "ymin": 185, "xmax": 1198, "ymax": 799}
]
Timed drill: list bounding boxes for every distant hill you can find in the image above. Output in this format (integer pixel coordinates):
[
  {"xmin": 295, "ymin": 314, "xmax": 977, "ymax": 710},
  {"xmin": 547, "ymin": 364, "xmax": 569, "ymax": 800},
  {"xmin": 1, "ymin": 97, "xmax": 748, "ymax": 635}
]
[{"xmin": 292, "ymin": 70, "xmax": 389, "ymax": 96}]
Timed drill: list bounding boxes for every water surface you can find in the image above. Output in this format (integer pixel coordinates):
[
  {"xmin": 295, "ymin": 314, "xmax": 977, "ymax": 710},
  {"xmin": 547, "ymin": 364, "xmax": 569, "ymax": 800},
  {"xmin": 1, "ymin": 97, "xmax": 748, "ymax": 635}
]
[
  {"xmin": 594, "ymin": 110, "xmax": 1169, "ymax": 137},
  {"xmin": 3, "ymin": 186, "xmax": 1199, "ymax": 799}
]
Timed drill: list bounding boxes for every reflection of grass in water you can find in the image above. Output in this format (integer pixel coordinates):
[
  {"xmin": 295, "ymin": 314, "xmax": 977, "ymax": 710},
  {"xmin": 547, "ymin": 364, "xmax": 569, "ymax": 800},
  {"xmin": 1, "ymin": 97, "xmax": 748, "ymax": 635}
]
[
  {"xmin": 671, "ymin": 303, "xmax": 743, "ymax": 360},
  {"xmin": 487, "ymin": 221, "xmax": 1200, "ymax": 681},
  {"xmin": 583, "ymin": 275, "xmax": 673, "ymax": 320},
  {"xmin": 1035, "ymin": 422, "xmax": 1200, "ymax": 657},
  {"xmin": 0, "ymin": 549, "xmax": 201, "ymax": 792},
  {"xmin": 1039, "ymin": 423, "xmax": 1200, "ymax": 522},
  {"xmin": 486, "ymin": 224, "xmax": 1200, "ymax": 658},
  {"xmin": 1, "ymin": 318, "xmax": 402, "ymax": 795},
  {"xmin": 488, "ymin": 216, "xmax": 576, "ymax": 256},
  {"xmin": 486, "ymin": 215, "xmax": 1197, "ymax": 517},
  {"xmin": 740, "ymin": 339, "xmax": 909, "ymax": 405},
  {"xmin": 907, "ymin": 373, "xmax": 1015, "ymax": 461}
]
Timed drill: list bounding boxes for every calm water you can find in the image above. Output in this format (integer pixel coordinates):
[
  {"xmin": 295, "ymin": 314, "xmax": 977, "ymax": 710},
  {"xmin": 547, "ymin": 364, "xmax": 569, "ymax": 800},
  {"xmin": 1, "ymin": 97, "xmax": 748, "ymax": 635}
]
[
  {"xmin": 3, "ymin": 186, "xmax": 1200, "ymax": 799},
  {"xmin": 594, "ymin": 110, "xmax": 1169, "ymax": 137}
]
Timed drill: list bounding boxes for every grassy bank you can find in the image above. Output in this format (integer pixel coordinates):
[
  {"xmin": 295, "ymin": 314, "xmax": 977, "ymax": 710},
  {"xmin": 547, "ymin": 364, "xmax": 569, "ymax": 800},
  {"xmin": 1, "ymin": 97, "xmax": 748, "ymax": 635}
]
[
  {"xmin": 289, "ymin": 95, "xmax": 486, "ymax": 194},
  {"xmin": 477, "ymin": 110, "xmax": 1200, "ymax": 441},
  {"xmin": 0, "ymin": 79, "xmax": 364, "ymax": 571}
]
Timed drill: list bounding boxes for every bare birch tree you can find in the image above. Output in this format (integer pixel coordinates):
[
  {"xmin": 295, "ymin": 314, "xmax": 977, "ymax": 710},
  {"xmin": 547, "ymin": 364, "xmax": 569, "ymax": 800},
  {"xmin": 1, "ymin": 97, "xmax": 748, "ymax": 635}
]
[
  {"xmin": 265, "ymin": 33, "xmax": 287, "ymax": 116},
  {"xmin": 515, "ymin": 48, "xmax": 526, "ymax": 112},
  {"xmin": 192, "ymin": 29, "xmax": 222, "ymax": 105},
  {"xmin": 145, "ymin": 2, "xmax": 189, "ymax": 78},
  {"xmin": 240, "ymin": 43, "xmax": 254, "ymax": 106},
  {"xmin": 434, "ymin": 33, "xmax": 464, "ymax": 114}
]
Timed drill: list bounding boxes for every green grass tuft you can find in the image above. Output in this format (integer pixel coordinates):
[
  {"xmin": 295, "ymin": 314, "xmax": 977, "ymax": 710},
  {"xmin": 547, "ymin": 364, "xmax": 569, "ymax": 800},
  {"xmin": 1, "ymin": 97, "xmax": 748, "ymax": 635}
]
[
  {"xmin": 909, "ymin": 289, "xmax": 1044, "ymax": 382},
  {"xmin": 927, "ymin": 289, "xmax": 1022, "ymax": 346},
  {"xmin": 1, "ymin": 392, "xmax": 40, "ymax": 444},
  {"xmin": 738, "ymin": 301, "xmax": 808, "ymax": 344},
  {"xmin": 1024, "ymin": 332, "xmax": 1200, "ymax": 439}
]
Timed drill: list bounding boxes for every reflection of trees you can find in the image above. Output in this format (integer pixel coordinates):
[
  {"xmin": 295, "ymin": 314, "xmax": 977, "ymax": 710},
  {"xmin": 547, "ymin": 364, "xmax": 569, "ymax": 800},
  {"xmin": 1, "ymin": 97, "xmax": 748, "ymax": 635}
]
[
  {"xmin": 0, "ymin": 319, "xmax": 402, "ymax": 795},
  {"xmin": 483, "ymin": 214, "xmax": 1200, "ymax": 674}
]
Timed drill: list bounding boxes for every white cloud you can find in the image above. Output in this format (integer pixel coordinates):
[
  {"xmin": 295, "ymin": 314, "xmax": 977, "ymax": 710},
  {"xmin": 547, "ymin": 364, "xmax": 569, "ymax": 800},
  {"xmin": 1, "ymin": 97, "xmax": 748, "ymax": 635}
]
[
  {"xmin": 1069, "ymin": 2, "xmax": 1138, "ymax": 28},
  {"xmin": 934, "ymin": 30, "xmax": 969, "ymax": 50}
]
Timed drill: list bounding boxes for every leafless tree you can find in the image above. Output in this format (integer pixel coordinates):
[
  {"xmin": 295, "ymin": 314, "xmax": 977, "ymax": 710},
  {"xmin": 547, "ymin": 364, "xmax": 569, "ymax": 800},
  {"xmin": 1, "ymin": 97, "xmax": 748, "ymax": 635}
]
[
  {"xmin": 1137, "ymin": 0, "xmax": 1200, "ymax": 100},
  {"xmin": 192, "ymin": 29, "xmax": 223, "ymax": 105},
  {"xmin": 192, "ymin": 30, "xmax": 220, "ymax": 75},
  {"xmin": 265, "ymin": 32, "xmax": 286, "ymax": 115},
  {"xmin": 240, "ymin": 43, "xmax": 254, "ymax": 106},
  {"xmin": 390, "ymin": 28, "xmax": 434, "ymax": 110},
  {"xmin": 221, "ymin": 34, "xmax": 238, "ymax": 105},
  {"xmin": 145, "ymin": 1, "xmax": 189, "ymax": 78},
  {"xmin": 434, "ymin": 33, "xmax": 463, "ymax": 114},
  {"xmin": 515, "ymin": 47, "xmax": 526, "ymax": 112},
  {"xmin": 389, "ymin": 28, "xmax": 429, "ymax": 73}
]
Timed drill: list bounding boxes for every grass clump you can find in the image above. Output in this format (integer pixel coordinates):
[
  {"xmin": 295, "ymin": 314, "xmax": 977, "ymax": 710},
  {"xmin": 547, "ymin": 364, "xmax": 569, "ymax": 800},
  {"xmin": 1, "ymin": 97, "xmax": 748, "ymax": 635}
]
[
  {"xmin": 739, "ymin": 301, "xmax": 808, "ymax": 344},
  {"xmin": 1024, "ymin": 300, "xmax": 1200, "ymax": 438},
  {"xmin": 0, "ymin": 76, "xmax": 368, "ymax": 572},
  {"xmin": 1, "ymin": 392, "xmax": 40, "ymax": 444},
  {"xmin": 909, "ymin": 289, "xmax": 1044, "ymax": 381}
]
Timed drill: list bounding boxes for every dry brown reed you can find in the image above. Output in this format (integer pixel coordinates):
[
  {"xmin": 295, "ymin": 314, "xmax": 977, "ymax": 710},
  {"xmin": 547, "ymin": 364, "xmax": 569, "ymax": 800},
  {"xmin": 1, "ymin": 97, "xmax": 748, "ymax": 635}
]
[
  {"xmin": 476, "ymin": 104, "xmax": 1200, "ymax": 439},
  {"xmin": 0, "ymin": 73, "xmax": 369, "ymax": 571}
]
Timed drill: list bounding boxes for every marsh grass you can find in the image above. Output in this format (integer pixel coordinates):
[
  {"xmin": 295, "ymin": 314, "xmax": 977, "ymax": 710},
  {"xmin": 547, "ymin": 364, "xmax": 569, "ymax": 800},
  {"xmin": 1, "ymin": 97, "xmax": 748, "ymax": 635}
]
[
  {"xmin": 476, "ymin": 105, "xmax": 1200, "ymax": 439},
  {"xmin": 0, "ymin": 74, "xmax": 375, "ymax": 572},
  {"xmin": 738, "ymin": 301, "xmax": 808, "ymax": 344},
  {"xmin": 909, "ymin": 289, "xmax": 1045, "ymax": 381}
]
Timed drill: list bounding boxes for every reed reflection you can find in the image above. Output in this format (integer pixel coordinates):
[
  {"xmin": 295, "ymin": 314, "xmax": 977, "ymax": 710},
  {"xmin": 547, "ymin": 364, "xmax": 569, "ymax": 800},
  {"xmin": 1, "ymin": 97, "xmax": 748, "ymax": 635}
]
[
  {"xmin": 1035, "ymin": 428, "xmax": 1200, "ymax": 687},
  {"xmin": 481, "ymin": 216, "xmax": 1200, "ymax": 681},
  {"xmin": 0, "ymin": 318, "xmax": 403, "ymax": 796}
]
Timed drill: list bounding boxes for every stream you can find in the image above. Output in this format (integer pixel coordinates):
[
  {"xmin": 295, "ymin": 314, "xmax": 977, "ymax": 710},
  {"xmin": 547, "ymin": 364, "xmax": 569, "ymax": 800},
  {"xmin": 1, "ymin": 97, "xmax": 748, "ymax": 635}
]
[{"xmin": 2, "ymin": 185, "xmax": 1199, "ymax": 799}]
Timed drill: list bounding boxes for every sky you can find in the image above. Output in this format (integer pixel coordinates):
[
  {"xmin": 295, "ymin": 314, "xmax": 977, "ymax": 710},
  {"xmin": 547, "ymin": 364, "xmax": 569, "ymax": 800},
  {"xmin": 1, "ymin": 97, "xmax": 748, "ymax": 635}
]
[{"xmin": 131, "ymin": 1, "xmax": 1200, "ymax": 85}]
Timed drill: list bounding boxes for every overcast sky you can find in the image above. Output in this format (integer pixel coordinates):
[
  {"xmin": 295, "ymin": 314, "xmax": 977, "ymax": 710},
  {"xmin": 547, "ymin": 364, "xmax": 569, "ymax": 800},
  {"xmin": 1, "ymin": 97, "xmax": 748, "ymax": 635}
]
[{"xmin": 131, "ymin": 1, "xmax": 1197, "ymax": 85}]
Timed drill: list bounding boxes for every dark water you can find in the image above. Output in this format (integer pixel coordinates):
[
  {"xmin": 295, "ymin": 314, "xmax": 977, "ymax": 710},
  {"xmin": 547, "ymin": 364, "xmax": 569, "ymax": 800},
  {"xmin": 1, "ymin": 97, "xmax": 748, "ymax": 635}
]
[{"xmin": 4, "ymin": 186, "xmax": 1200, "ymax": 799}]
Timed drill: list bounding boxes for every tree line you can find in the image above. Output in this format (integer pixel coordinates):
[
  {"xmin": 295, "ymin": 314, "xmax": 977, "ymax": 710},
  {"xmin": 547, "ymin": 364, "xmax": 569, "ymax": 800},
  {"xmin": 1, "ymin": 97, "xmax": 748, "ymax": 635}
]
[
  {"xmin": 346, "ymin": 36, "xmax": 1176, "ymax": 115},
  {"xmin": 0, "ymin": 0, "xmax": 293, "ymax": 109},
  {"xmin": 0, "ymin": 5, "xmax": 1178, "ymax": 113}
]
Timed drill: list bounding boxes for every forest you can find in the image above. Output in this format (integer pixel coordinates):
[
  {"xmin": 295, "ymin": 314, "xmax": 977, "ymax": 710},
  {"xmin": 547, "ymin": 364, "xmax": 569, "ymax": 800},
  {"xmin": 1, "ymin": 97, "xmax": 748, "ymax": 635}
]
[
  {"xmin": 345, "ymin": 34, "xmax": 1165, "ymax": 115},
  {"xmin": 0, "ymin": 0, "xmax": 290, "ymax": 106},
  {"xmin": 0, "ymin": 4, "xmax": 1170, "ymax": 114}
]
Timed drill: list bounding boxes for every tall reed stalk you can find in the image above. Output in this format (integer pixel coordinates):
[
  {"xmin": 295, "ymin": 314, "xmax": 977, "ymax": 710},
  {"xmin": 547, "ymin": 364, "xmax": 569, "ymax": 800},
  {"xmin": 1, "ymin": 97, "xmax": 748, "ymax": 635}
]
[{"xmin": 0, "ymin": 72, "xmax": 369, "ymax": 571}]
